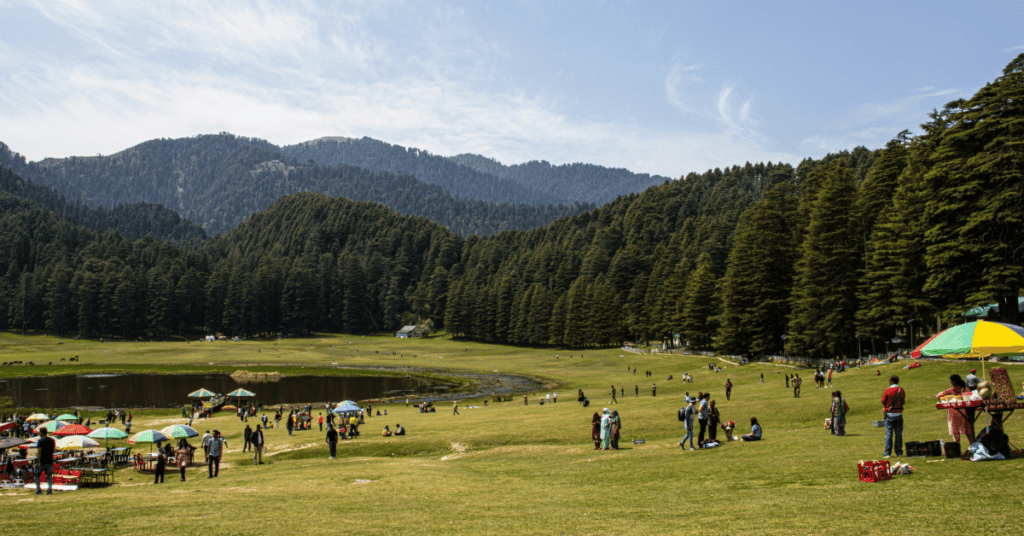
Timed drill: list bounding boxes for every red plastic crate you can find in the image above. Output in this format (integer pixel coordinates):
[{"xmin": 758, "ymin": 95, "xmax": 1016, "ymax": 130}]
[{"xmin": 858, "ymin": 460, "xmax": 891, "ymax": 483}]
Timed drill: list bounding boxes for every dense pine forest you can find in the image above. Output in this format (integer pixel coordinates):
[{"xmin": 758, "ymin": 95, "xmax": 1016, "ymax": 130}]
[{"xmin": 1, "ymin": 55, "xmax": 1021, "ymax": 357}]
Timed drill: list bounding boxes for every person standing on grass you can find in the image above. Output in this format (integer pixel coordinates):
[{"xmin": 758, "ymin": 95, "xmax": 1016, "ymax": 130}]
[
  {"xmin": 600, "ymin": 409, "xmax": 612, "ymax": 450},
  {"xmin": 635, "ymin": 385, "xmax": 638, "ymax": 397},
  {"xmin": 553, "ymin": 392, "xmax": 557, "ymax": 403},
  {"xmin": 243, "ymin": 424, "xmax": 252, "ymax": 452},
  {"xmin": 610, "ymin": 386, "xmax": 617, "ymax": 404},
  {"xmin": 318, "ymin": 413, "xmax": 324, "ymax": 432},
  {"xmin": 725, "ymin": 379, "xmax": 733, "ymax": 401},
  {"xmin": 965, "ymin": 368, "xmax": 980, "ymax": 429},
  {"xmin": 154, "ymin": 452, "xmax": 166, "ymax": 484},
  {"xmin": 937, "ymin": 375, "xmax": 972, "ymax": 445},
  {"xmin": 252, "ymin": 425, "xmax": 265, "ymax": 465},
  {"xmin": 881, "ymin": 375, "xmax": 906, "ymax": 458},
  {"xmin": 827, "ymin": 368, "xmax": 833, "ymax": 387},
  {"xmin": 652, "ymin": 383, "xmax": 656, "ymax": 397},
  {"xmin": 708, "ymin": 400, "xmax": 720, "ymax": 442},
  {"xmin": 697, "ymin": 394, "xmax": 710, "ymax": 445},
  {"xmin": 33, "ymin": 427, "xmax": 55, "ymax": 495},
  {"xmin": 792, "ymin": 374, "xmax": 802, "ymax": 398},
  {"xmin": 453, "ymin": 401, "xmax": 460, "ymax": 415},
  {"xmin": 831, "ymin": 391, "xmax": 849, "ymax": 436},
  {"xmin": 610, "ymin": 410, "xmax": 621, "ymax": 450},
  {"xmin": 679, "ymin": 399, "xmax": 696, "ymax": 450},
  {"xmin": 785, "ymin": 373, "xmax": 789, "ymax": 388},
  {"xmin": 591, "ymin": 412, "xmax": 601, "ymax": 449},
  {"xmin": 207, "ymin": 430, "xmax": 226, "ymax": 478},
  {"xmin": 286, "ymin": 414, "xmax": 294, "ymax": 436},
  {"xmin": 760, "ymin": 372, "xmax": 764, "ymax": 384},
  {"xmin": 176, "ymin": 439, "xmax": 190, "ymax": 481},
  {"xmin": 578, "ymin": 390, "xmax": 584, "ymax": 405},
  {"xmin": 326, "ymin": 424, "xmax": 338, "ymax": 459}
]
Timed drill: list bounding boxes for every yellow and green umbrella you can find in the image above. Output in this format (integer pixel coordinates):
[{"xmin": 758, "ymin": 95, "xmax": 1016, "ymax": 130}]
[
  {"xmin": 87, "ymin": 427, "xmax": 128, "ymax": 440},
  {"xmin": 35, "ymin": 420, "xmax": 67, "ymax": 433},
  {"xmin": 160, "ymin": 424, "xmax": 199, "ymax": 439},
  {"xmin": 55, "ymin": 413, "xmax": 79, "ymax": 422},
  {"xmin": 912, "ymin": 320, "xmax": 1024, "ymax": 358},
  {"xmin": 25, "ymin": 413, "xmax": 51, "ymax": 422},
  {"xmin": 56, "ymin": 434, "xmax": 101, "ymax": 450}
]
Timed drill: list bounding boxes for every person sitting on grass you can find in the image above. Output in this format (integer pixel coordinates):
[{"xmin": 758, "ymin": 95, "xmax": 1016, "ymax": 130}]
[
  {"xmin": 382, "ymin": 426, "xmax": 392, "ymax": 437},
  {"xmin": 395, "ymin": 424, "xmax": 405, "ymax": 436},
  {"xmin": 741, "ymin": 417, "xmax": 762, "ymax": 442}
]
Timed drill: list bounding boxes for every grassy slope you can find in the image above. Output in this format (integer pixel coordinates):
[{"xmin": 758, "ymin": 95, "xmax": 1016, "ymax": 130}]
[{"xmin": 1, "ymin": 332, "xmax": 1022, "ymax": 535}]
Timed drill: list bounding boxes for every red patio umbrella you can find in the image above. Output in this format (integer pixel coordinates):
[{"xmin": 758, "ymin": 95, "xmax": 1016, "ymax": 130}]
[{"xmin": 52, "ymin": 423, "xmax": 93, "ymax": 437}]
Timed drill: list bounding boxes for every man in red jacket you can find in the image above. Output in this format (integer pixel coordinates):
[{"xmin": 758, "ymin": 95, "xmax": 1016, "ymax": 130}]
[{"xmin": 881, "ymin": 375, "xmax": 906, "ymax": 458}]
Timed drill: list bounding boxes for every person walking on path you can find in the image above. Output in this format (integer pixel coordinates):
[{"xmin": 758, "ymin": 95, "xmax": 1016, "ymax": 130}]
[
  {"xmin": 679, "ymin": 399, "xmax": 696, "ymax": 450},
  {"xmin": 252, "ymin": 425, "xmax": 265, "ymax": 465},
  {"xmin": 599, "ymin": 409, "xmax": 612, "ymax": 450},
  {"xmin": 33, "ymin": 427, "xmax": 55, "ymax": 495},
  {"xmin": 326, "ymin": 424, "xmax": 338, "ymax": 459},
  {"xmin": 831, "ymin": 391, "xmax": 849, "ymax": 436},
  {"xmin": 243, "ymin": 425, "xmax": 252, "ymax": 452},
  {"xmin": 792, "ymin": 374, "xmax": 802, "ymax": 398},
  {"xmin": 881, "ymin": 375, "xmax": 906, "ymax": 458},
  {"xmin": 175, "ymin": 439, "xmax": 190, "ymax": 481},
  {"xmin": 725, "ymin": 379, "xmax": 733, "ymax": 401},
  {"xmin": 207, "ymin": 430, "xmax": 227, "ymax": 478}
]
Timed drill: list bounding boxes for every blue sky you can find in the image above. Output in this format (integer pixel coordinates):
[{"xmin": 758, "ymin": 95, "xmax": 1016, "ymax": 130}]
[{"xmin": 0, "ymin": 0, "xmax": 1020, "ymax": 178}]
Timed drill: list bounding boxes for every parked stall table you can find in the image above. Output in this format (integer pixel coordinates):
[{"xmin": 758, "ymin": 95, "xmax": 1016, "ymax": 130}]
[{"xmin": 935, "ymin": 398, "xmax": 1024, "ymax": 442}]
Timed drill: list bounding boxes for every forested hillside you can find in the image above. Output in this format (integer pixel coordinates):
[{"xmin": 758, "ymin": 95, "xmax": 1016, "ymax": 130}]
[
  {"xmin": 450, "ymin": 153, "xmax": 667, "ymax": 206},
  {"xmin": 281, "ymin": 137, "xmax": 561, "ymax": 205},
  {"xmin": 1, "ymin": 145, "xmax": 207, "ymax": 245},
  {"xmin": 2, "ymin": 54, "xmax": 1021, "ymax": 359},
  {"xmin": 16, "ymin": 135, "xmax": 592, "ymax": 237}
]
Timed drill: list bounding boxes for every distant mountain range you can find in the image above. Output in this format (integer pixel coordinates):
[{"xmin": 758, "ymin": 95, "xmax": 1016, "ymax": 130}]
[{"xmin": 0, "ymin": 133, "xmax": 666, "ymax": 237}]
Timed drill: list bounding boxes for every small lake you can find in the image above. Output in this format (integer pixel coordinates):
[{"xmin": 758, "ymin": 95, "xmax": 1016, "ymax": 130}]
[{"xmin": 0, "ymin": 373, "xmax": 451, "ymax": 409}]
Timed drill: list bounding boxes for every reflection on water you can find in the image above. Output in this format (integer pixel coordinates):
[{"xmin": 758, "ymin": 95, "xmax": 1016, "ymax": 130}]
[{"xmin": 0, "ymin": 373, "xmax": 450, "ymax": 409}]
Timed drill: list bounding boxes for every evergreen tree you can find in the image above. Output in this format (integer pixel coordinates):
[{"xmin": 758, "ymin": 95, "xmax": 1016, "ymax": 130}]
[
  {"xmin": 787, "ymin": 162, "xmax": 861, "ymax": 357},
  {"xmin": 680, "ymin": 253, "xmax": 717, "ymax": 350}
]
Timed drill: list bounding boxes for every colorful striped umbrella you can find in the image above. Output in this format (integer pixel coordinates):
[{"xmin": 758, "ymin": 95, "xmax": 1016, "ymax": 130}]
[
  {"xmin": 160, "ymin": 424, "xmax": 199, "ymax": 439},
  {"xmin": 53, "ymin": 423, "xmax": 93, "ymax": 437},
  {"xmin": 227, "ymin": 388, "xmax": 256, "ymax": 397},
  {"xmin": 55, "ymin": 413, "xmax": 79, "ymax": 422},
  {"xmin": 56, "ymin": 435, "xmax": 101, "ymax": 450},
  {"xmin": 188, "ymin": 388, "xmax": 216, "ymax": 398},
  {"xmin": 912, "ymin": 320, "xmax": 1024, "ymax": 359},
  {"xmin": 35, "ymin": 420, "xmax": 67, "ymax": 433},
  {"xmin": 87, "ymin": 427, "xmax": 129, "ymax": 440},
  {"xmin": 127, "ymin": 430, "xmax": 170, "ymax": 445},
  {"xmin": 87, "ymin": 426, "xmax": 129, "ymax": 449}
]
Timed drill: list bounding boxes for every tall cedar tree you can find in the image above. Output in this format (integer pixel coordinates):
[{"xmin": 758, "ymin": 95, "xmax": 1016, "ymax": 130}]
[
  {"xmin": 716, "ymin": 185, "xmax": 799, "ymax": 355},
  {"xmin": 787, "ymin": 162, "xmax": 861, "ymax": 357},
  {"xmin": 923, "ymin": 54, "xmax": 1024, "ymax": 325}
]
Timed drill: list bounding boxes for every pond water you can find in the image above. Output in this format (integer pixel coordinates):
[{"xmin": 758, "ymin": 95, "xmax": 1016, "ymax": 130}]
[{"xmin": 0, "ymin": 373, "xmax": 451, "ymax": 409}]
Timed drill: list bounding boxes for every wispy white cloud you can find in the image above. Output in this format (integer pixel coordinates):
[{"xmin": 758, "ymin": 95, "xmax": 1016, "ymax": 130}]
[
  {"xmin": 1002, "ymin": 44, "xmax": 1024, "ymax": 53},
  {"xmin": 0, "ymin": 1, "xmax": 800, "ymax": 179},
  {"xmin": 664, "ymin": 63, "xmax": 702, "ymax": 114}
]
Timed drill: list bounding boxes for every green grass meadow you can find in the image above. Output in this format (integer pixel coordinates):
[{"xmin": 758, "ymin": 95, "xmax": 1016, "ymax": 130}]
[{"xmin": 1, "ymin": 332, "xmax": 1023, "ymax": 535}]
